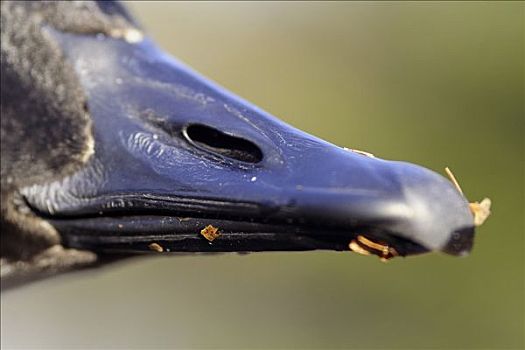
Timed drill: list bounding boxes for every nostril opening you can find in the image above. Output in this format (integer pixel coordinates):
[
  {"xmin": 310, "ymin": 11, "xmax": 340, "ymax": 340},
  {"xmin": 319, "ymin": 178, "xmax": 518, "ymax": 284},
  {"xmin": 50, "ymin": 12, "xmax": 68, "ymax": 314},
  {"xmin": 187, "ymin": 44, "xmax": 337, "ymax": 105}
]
[{"xmin": 183, "ymin": 124, "xmax": 263, "ymax": 163}]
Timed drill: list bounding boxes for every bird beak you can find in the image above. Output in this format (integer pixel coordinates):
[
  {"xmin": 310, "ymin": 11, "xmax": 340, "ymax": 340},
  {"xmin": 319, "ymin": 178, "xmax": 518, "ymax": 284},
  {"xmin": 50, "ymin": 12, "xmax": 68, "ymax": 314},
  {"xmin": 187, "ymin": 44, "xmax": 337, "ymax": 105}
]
[{"xmin": 22, "ymin": 29, "xmax": 478, "ymax": 259}]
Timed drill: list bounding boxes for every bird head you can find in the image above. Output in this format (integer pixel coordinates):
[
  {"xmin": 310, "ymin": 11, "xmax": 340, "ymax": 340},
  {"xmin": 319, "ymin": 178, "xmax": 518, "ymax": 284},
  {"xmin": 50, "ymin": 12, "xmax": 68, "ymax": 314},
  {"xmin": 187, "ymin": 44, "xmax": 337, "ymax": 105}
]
[{"xmin": 1, "ymin": 1, "xmax": 487, "ymax": 288}]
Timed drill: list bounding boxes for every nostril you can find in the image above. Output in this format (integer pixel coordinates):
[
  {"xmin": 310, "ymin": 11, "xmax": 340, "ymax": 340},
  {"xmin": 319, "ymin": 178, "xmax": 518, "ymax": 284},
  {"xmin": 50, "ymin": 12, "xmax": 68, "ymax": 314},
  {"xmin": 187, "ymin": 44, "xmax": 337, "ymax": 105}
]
[{"xmin": 183, "ymin": 124, "xmax": 263, "ymax": 163}]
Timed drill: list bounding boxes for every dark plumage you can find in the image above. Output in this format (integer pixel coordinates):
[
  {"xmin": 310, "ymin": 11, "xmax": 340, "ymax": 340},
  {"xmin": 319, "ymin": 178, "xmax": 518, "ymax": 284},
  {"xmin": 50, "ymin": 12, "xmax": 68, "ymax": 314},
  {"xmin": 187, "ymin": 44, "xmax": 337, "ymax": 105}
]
[
  {"xmin": 1, "ymin": 1, "xmax": 480, "ymax": 289},
  {"xmin": 1, "ymin": 1, "xmax": 139, "ymax": 285}
]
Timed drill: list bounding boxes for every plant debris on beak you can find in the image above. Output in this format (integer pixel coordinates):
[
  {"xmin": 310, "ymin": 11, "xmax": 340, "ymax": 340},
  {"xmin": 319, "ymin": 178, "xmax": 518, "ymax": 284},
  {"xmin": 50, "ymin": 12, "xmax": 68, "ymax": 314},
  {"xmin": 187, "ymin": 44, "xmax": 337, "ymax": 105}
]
[
  {"xmin": 445, "ymin": 167, "xmax": 492, "ymax": 227},
  {"xmin": 200, "ymin": 225, "xmax": 221, "ymax": 242},
  {"xmin": 349, "ymin": 235, "xmax": 399, "ymax": 262}
]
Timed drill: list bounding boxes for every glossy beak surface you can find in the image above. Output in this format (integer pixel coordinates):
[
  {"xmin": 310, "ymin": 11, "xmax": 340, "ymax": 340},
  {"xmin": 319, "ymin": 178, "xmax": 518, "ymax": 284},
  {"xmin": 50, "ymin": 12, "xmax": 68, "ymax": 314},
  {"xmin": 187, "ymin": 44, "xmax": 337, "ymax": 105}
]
[{"xmin": 22, "ymin": 29, "xmax": 477, "ymax": 258}]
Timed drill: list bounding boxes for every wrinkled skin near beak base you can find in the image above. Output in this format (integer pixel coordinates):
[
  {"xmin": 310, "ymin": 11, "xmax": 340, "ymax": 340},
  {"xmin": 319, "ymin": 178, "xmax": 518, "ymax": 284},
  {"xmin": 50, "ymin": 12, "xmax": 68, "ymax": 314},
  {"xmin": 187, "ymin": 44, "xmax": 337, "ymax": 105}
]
[{"xmin": 22, "ymin": 29, "xmax": 477, "ymax": 259}]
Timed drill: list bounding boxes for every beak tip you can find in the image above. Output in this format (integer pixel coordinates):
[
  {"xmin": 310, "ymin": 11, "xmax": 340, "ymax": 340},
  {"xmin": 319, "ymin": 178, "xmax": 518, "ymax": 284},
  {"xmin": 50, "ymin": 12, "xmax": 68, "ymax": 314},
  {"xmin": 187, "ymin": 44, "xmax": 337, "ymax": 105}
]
[{"xmin": 441, "ymin": 226, "xmax": 476, "ymax": 256}]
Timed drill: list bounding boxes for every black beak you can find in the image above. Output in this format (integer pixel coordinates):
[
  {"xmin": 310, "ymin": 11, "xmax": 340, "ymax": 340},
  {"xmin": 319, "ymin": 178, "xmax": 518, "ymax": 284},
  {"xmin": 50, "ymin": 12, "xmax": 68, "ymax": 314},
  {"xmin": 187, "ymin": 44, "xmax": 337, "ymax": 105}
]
[{"xmin": 22, "ymin": 29, "xmax": 476, "ymax": 259}]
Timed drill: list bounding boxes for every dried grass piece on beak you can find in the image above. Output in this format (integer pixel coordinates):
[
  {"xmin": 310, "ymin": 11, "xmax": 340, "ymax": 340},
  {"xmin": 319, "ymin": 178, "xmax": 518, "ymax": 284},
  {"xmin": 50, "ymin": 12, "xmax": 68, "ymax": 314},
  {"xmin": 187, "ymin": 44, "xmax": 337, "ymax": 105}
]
[
  {"xmin": 200, "ymin": 225, "xmax": 220, "ymax": 242},
  {"xmin": 148, "ymin": 242, "xmax": 164, "ymax": 253},
  {"xmin": 349, "ymin": 240, "xmax": 371, "ymax": 256},
  {"xmin": 349, "ymin": 235, "xmax": 398, "ymax": 261},
  {"xmin": 343, "ymin": 147, "xmax": 376, "ymax": 158},
  {"xmin": 445, "ymin": 167, "xmax": 491, "ymax": 227},
  {"xmin": 469, "ymin": 198, "xmax": 491, "ymax": 226}
]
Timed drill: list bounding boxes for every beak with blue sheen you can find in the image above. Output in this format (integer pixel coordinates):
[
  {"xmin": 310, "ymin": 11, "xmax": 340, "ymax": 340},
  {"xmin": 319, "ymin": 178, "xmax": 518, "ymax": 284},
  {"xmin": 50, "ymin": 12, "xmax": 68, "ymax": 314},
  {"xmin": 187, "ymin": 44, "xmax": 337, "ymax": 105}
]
[{"xmin": 22, "ymin": 29, "xmax": 477, "ymax": 259}]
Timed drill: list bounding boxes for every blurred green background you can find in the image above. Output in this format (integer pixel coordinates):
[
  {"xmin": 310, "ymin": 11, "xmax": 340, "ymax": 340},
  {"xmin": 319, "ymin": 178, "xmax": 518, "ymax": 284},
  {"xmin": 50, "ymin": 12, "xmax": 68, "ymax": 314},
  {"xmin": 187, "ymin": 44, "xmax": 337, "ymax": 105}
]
[{"xmin": 2, "ymin": 2, "xmax": 523, "ymax": 349}]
